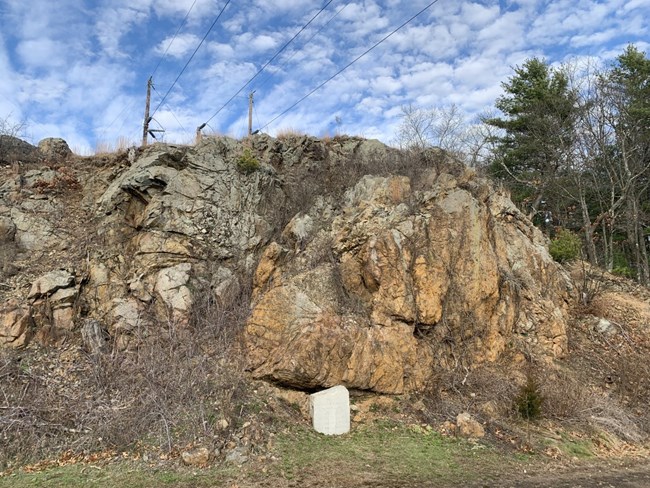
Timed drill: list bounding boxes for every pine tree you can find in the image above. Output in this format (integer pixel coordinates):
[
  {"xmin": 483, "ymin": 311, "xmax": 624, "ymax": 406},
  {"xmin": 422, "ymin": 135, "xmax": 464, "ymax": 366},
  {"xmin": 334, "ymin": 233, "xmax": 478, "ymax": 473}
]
[{"xmin": 486, "ymin": 58, "xmax": 578, "ymax": 219}]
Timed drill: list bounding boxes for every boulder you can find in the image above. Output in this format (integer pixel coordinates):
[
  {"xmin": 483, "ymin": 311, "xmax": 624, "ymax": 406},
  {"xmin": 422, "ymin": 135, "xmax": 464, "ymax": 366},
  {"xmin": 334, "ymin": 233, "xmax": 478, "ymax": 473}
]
[
  {"xmin": 246, "ymin": 173, "xmax": 571, "ymax": 394},
  {"xmin": 37, "ymin": 138, "xmax": 72, "ymax": 160},
  {"xmin": 225, "ymin": 446, "xmax": 249, "ymax": 465},
  {"xmin": 456, "ymin": 412, "xmax": 485, "ymax": 439},
  {"xmin": 181, "ymin": 447, "xmax": 211, "ymax": 466}
]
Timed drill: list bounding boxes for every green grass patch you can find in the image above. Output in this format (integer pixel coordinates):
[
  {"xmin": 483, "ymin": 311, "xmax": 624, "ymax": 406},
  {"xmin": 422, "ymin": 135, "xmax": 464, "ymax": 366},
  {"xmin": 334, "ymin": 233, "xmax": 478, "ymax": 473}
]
[
  {"xmin": 560, "ymin": 438, "xmax": 594, "ymax": 459},
  {"xmin": 271, "ymin": 420, "xmax": 513, "ymax": 485}
]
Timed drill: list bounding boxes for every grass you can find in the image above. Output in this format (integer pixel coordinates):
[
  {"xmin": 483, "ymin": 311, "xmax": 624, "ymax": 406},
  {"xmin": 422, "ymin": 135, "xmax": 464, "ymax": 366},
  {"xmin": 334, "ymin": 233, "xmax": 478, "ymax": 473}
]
[
  {"xmin": 271, "ymin": 420, "xmax": 516, "ymax": 486},
  {"xmin": 559, "ymin": 436, "xmax": 595, "ymax": 459},
  {"xmin": 275, "ymin": 127, "xmax": 306, "ymax": 139},
  {"xmin": 0, "ymin": 463, "xmax": 238, "ymax": 488},
  {"xmin": 94, "ymin": 136, "xmax": 135, "ymax": 155},
  {"xmin": 0, "ymin": 420, "xmax": 524, "ymax": 487}
]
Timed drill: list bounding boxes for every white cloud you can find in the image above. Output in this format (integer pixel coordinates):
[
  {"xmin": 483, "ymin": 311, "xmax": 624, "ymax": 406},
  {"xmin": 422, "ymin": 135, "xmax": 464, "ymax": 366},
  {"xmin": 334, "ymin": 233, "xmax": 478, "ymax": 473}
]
[
  {"xmin": 570, "ymin": 29, "xmax": 620, "ymax": 48},
  {"xmin": 155, "ymin": 33, "xmax": 201, "ymax": 58},
  {"xmin": 16, "ymin": 38, "xmax": 65, "ymax": 68},
  {"xmin": 623, "ymin": 0, "xmax": 650, "ymax": 10},
  {"xmin": 95, "ymin": 6, "xmax": 150, "ymax": 58},
  {"xmin": 250, "ymin": 34, "xmax": 279, "ymax": 52},
  {"xmin": 372, "ymin": 75, "xmax": 403, "ymax": 94},
  {"xmin": 0, "ymin": 0, "xmax": 648, "ymax": 147},
  {"xmin": 460, "ymin": 2, "xmax": 500, "ymax": 27}
]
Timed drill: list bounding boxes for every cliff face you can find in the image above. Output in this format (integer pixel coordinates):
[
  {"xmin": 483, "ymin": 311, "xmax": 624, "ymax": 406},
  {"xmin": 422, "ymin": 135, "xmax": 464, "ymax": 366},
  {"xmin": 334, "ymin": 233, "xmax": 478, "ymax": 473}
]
[
  {"xmin": 1, "ymin": 135, "xmax": 571, "ymax": 393},
  {"xmin": 246, "ymin": 170, "xmax": 571, "ymax": 394}
]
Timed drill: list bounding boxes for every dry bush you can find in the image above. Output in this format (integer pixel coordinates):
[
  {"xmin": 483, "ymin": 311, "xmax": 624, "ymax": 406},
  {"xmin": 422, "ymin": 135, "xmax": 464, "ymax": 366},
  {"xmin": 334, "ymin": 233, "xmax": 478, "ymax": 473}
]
[
  {"xmin": 586, "ymin": 396, "xmax": 645, "ymax": 443},
  {"xmin": 614, "ymin": 352, "xmax": 650, "ymax": 433},
  {"xmin": 32, "ymin": 167, "xmax": 82, "ymax": 194},
  {"xmin": 276, "ymin": 127, "xmax": 306, "ymax": 140},
  {"xmin": 418, "ymin": 360, "xmax": 646, "ymax": 440},
  {"xmin": 539, "ymin": 369, "xmax": 595, "ymax": 421},
  {"xmin": 0, "ymin": 285, "xmax": 254, "ymax": 469},
  {"xmin": 418, "ymin": 364, "xmax": 520, "ymax": 424},
  {"xmin": 571, "ymin": 261, "xmax": 606, "ymax": 313}
]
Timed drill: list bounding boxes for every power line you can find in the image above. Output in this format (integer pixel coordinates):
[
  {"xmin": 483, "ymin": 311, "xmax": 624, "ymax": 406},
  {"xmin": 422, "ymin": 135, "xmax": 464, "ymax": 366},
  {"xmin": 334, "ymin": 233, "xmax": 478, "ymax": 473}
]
[
  {"xmin": 151, "ymin": 0, "xmax": 231, "ymax": 119},
  {"xmin": 98, "ymin": 99, "xmax": 138, "ymax": 141},
  {"xmin": 203, "ymin": 0, "xmax": 335, "ymax": 126},
  {"xmin": 254, "ymin": 1, "xmax": 350, "ymax": 92},
  {"xmin": 98, "ymin": 1, "xmax": 198, "ymax": 142},
  {"xmin": 151, "ymin": 0, "xmax": 199, "ymax": 78},
  {"xmin": 151, "ymin": 85, "xmax": 190, "ymax": 138},
  {"xmin": 260, "ymin": 0, "xmax": 441, "ymax": 131}
]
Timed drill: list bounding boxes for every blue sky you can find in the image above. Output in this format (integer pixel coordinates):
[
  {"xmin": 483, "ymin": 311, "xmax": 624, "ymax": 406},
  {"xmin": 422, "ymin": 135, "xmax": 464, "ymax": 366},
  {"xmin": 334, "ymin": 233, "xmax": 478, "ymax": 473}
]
[{"xmin": 0, "ymin": 0, "xmax": 648, "ymax": 154}]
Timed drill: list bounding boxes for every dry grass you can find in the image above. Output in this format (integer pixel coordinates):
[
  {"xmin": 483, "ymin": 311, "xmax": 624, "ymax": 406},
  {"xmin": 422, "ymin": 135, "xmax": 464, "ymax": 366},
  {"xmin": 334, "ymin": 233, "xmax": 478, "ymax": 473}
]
[
  {"xmin": 94, "ymin": 137, "xmax": 134, "ymax": 155},
  {"xmin": 275, "ymin": 127, "xmax": 306, "ymax": 140},
  {"xmin": 416, "ymin": 354, "xmax": 648, "ymax": 448},
  {"xmin": 0, "ymin": 285, "xmax": 253, "ymax": 470}
]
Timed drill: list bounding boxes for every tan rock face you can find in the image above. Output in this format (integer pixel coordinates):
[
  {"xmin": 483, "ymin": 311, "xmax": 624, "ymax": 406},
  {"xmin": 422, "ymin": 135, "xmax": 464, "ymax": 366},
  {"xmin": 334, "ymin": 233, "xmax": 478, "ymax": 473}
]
[
  {"xmin": 0, "ymin": 300, "xmax": 33, "ymax": 348},
  {"xmin": 246, "ymin": 173, "xmax": 571, "ymax": 394},
  {"xmin": 0, "ymin": 135, "xmax": 401, "ymax": 350},
  {"xmin": 0, "ymin": 136, "xmax": 571, "ymax": 392},
  {"xmin": 85, "ymin": 139, "xmax": 286, "ymax": 338}
]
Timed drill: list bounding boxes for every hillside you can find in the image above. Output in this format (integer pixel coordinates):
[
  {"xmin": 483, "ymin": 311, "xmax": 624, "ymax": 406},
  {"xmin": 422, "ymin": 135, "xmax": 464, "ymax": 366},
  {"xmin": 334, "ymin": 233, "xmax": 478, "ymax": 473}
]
[{"xmin": 0, "ymin": 134, "xmax": 649, "ymax": 484}]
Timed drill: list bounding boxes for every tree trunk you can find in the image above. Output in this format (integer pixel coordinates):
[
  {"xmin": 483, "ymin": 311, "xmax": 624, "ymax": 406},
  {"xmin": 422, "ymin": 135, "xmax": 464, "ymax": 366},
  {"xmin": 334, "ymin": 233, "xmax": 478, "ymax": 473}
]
[
  {"xmin": 602, "ymin": 220, "xmax": 614, "ymax": 272},
  {"xmin": 625, "ymin": 194, "xmax": 648, "ymax": 283},
  {"xmin": 632, "ymin": 196, "xmax": 650, "ymax": 284},
  {"xmin": 579, "ymin": 195, "xmax": 598, "ymax": 265}
]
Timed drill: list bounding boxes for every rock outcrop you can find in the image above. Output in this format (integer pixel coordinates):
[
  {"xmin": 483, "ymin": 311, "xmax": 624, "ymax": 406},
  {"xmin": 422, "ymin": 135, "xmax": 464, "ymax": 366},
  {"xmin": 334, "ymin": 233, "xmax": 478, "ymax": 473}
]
[
  {"xmin": 246, "ymin": 169, "xmax": 571, "ymax": 394},
  {"xmin": 1, "ymin": 134, "xmax": 572, "ymax": 395}
]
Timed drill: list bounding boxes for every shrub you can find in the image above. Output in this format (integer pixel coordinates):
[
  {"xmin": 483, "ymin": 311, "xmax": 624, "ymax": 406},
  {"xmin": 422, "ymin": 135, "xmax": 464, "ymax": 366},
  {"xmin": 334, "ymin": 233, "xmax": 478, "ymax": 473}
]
[
  {"xmin": 612, "ymin": 265, "xmax": 634, "ymax": 278},
  {"xmin": 237, "ymin": 148, "xmax": 259, "ymax": 174},
  {"xmin": 549, "ymin": 229, "xmax": 582, "ymax": 263},
  {"xmin": 515, "ymin": 374, "xmax": 543, "ymax": 421}
]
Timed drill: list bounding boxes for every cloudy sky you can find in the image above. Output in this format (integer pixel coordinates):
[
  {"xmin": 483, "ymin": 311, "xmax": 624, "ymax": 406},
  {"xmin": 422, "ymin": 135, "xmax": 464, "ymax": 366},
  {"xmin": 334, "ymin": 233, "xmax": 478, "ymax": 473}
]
[{"xmin": 0, "ymin": 0, "xmax": 648, "ymax": 154}]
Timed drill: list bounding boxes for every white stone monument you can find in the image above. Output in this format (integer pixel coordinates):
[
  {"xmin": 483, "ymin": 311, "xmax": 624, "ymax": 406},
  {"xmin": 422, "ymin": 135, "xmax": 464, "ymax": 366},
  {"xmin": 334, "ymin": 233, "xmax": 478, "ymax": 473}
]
[{"xmin": 309, "ymin": 385, "xmax": 350, "ymax": 435}]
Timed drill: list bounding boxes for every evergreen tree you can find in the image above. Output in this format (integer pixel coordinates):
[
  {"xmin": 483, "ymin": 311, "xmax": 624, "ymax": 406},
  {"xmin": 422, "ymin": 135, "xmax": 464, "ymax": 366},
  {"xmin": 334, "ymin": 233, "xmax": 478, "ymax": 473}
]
[
  {"xmin": 604, "ymin": 46, "xmax": 650, "ymax": 283},
  {"xmin": 486, "ymin": 58, "xmax": 578, "ymax": 220}
]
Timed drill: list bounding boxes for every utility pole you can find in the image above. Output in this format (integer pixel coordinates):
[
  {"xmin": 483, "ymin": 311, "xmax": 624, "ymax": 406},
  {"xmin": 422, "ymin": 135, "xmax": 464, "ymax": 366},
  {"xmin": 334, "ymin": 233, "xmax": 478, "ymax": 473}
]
[
  {"xmin": 196, "ymin": 123, "xmax": 206, "ymax": 144},
  {"xmin": 248, "ymin": 91, "xmax": 255, "ymax": 137},
  {"xmin": 142, "ymin": 77, "xmax": 153, "ymax": 147}
]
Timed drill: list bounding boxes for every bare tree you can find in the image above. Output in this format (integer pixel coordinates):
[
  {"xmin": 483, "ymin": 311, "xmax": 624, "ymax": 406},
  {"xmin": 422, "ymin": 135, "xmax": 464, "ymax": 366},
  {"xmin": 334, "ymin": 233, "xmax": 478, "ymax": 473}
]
[
  {"xmin": 0, "ymin": 114, "xmax": 31, "ymax": 165},
  {"xmin": 395, "ymin": 104, "xmax": 496, "ymax": 168}
]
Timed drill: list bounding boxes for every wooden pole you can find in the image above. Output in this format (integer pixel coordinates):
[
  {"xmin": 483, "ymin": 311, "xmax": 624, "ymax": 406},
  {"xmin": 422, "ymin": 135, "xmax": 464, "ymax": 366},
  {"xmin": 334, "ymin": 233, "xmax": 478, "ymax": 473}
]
[
  {"xmin": 248, "ymin": 91, "xmax": 254, "ymax": 136},
  {"xmin": 196, "ymin": 123, "xmax": 206, "ymax": 144},
  {"xmin": 142, "ymin": 77, "xmax": 153, "ymax": 147}
]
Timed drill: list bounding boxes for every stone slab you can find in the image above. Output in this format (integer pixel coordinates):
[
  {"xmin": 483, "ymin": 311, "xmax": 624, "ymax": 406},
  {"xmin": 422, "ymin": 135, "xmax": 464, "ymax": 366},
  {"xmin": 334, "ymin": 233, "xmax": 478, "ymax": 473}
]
[{"xmin": 310, "ymin": 385, "xmax": 350, "ymax": 435}]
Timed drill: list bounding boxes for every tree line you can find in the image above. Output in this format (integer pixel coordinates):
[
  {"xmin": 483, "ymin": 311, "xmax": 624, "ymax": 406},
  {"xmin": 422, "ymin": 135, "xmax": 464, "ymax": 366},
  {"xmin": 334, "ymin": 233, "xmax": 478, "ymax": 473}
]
[{"xmin": 397, "ymin": 45, "xmax": 650, "ymax": 284}]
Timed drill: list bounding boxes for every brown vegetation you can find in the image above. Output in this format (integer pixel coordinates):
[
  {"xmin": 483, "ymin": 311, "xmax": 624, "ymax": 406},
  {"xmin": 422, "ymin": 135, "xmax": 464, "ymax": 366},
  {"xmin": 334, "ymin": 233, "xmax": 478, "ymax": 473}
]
[{"xmin": 0, "ymin": 285, "xmax": 252, "ymax": 469}]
